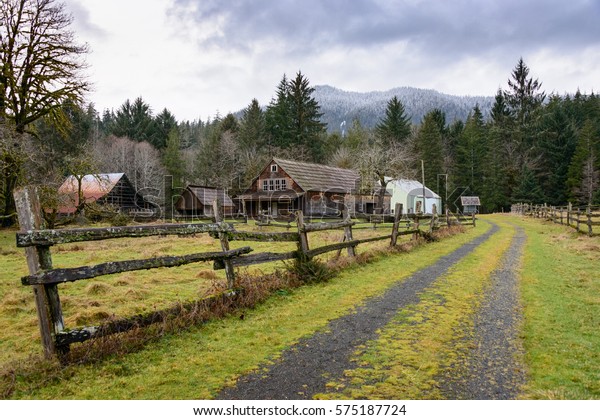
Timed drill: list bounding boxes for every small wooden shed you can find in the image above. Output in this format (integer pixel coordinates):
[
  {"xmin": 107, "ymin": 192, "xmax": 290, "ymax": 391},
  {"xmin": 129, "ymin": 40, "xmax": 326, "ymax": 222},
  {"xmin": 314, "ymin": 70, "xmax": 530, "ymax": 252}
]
[
  {"xmin": 175, "ymin": 185, "xmax": 235, "ymax": 217},
  {"xmin": 461, "ymin": 196, "xmax": 481, "ymax": 214}
]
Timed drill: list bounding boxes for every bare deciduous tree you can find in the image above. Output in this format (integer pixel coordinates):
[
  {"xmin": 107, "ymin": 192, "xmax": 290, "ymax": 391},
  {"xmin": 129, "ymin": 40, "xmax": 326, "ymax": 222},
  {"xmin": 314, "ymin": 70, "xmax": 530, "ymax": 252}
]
[
  {"xmin": 356, "ymin": 142, "xmax": 414, "ymax": 213},
  {"xmin": 93, "ymin": 136, "xmax": 165, "ymax": 205},
  {"xmin": 0, "ymin": 0, "xmax": 90, "ymax": 131},
  {"xmin": 1, "ymin": 0, "xmax": 89, "ymax": 224}
]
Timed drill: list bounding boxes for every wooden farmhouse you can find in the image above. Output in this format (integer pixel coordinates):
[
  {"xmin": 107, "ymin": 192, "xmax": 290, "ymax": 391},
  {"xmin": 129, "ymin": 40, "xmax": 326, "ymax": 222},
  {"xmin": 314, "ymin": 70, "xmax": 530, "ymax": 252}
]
[
  {"xmin": 236, "ymin": 158, "xmax": 391, "ymax": 218},
  {"xmin": 58, "ymin": 173, "xmax": 157, "ymax": 215},
  {"xmin": 175, "ymin": 185, "xmax": 235, "ymax": 217}
]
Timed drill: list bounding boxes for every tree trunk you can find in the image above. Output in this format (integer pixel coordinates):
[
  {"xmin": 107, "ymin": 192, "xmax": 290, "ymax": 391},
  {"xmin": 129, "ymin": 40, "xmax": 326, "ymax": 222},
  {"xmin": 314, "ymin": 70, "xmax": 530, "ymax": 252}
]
[
  {"xmin": 376, "ymin": 177, "xmax": 389, "ymax": 214},
  {"xmin": 2, "ymin": 162, "xmax": 18, "ymax": 227}
]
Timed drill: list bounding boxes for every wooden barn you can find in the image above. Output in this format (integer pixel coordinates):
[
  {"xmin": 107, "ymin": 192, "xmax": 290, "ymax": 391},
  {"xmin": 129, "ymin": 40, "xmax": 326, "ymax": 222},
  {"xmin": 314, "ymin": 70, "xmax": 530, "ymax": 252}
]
[
  {"xmin": 58, "ymin": 173, "xmax": 157, "ymax": 215},
  {"xmin": 236, "ymin": 158, "xmax": 390, "ymax": 218},
  {"xmin": 175, "ymin": 185, "xmax": 235, "ymax": 217}
]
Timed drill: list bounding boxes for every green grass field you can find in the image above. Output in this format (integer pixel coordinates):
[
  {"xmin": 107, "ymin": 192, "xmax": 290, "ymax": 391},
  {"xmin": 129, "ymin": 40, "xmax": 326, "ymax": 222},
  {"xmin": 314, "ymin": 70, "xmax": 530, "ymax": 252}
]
[{"xmin": 1, "ymin": 215, "xmax": 598, "ymax": 399}]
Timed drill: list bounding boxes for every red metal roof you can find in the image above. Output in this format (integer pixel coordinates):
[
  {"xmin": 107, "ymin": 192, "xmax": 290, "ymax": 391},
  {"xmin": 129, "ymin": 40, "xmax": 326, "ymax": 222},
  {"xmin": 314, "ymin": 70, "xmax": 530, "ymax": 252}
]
[{"xmin": 57, "ymin": 173, "xmax": 125, "ymax": 214}]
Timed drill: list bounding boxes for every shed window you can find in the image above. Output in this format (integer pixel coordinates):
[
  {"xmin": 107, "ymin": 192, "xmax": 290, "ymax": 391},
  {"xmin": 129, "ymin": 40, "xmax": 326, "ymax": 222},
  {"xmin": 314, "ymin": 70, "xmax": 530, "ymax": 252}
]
[{"xmin": 271, "ymin": 164, "xmax": 278, "ymax": 172}]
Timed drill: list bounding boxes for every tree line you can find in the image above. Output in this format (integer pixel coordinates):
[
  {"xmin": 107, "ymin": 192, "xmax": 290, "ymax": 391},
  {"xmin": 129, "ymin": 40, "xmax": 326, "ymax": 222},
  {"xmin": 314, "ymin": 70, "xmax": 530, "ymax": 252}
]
[{"xmin": 1, "ymin": 0, "xmax": 598, "ymax": 227}]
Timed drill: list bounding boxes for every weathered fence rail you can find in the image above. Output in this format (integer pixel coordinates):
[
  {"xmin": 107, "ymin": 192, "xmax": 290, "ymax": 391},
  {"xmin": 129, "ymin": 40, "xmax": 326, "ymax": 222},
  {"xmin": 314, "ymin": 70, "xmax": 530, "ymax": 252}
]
[
  {"xmin": 14, "ymin": 187, "xmax": 474, "ymax": 359},
  {"xmin": 512, "ymin": 203, "xmax": 599, "ymax": 236}
]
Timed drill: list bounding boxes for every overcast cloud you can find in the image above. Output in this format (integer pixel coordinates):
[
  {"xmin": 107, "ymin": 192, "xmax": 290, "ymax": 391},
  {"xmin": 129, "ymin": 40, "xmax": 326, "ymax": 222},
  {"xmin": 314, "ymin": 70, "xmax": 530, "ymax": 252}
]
[{"xmin": 68, "ymin": 0, "xmax": 600, "ymax": 121}]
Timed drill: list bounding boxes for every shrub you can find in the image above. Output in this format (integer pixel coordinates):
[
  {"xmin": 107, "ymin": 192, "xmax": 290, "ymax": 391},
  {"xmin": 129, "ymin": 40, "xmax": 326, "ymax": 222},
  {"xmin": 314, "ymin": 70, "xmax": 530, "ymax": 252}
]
[{"xmin": 284, "ymin": 255, "xmax": 336, "ymax": 285}]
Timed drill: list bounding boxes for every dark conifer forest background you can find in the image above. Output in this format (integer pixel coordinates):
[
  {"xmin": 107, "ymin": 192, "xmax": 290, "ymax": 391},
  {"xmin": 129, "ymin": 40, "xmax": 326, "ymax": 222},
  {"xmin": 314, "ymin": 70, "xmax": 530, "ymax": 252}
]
[{"xmin": 2, "ymin": 59, "xmax": 599, "ymax": 220}]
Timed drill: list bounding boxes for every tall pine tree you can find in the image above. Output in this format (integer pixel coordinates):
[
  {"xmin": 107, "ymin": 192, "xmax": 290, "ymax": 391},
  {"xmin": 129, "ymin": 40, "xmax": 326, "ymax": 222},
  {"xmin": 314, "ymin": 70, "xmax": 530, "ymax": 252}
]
[
  {"xmin": 413, "ymin": 110, "xmax": 445, "ymax": 191},
  {"xmin": 454, "ymin": 105, "xmax": 486, "ymax": 197},
  {"xmin": 567, "ymin": 119, "xmax": 600, "ymax": 205},
  {"xmin": 375, "ymin": 96, "xmax": 412, "ymax": 147},
  {"xmin": 238, "ymin": 99, "xmax": 267, "ymax": 151},
  {"xmin": 265, "ymin": 72, "xmax": 326, "ymax": 161}
]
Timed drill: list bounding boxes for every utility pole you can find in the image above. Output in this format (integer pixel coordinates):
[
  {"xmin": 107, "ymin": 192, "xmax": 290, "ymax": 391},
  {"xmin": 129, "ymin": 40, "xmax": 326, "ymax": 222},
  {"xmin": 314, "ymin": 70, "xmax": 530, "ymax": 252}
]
[{"xmin": 421, "ymin": 160, "xmax": 426, "ymax": 213}]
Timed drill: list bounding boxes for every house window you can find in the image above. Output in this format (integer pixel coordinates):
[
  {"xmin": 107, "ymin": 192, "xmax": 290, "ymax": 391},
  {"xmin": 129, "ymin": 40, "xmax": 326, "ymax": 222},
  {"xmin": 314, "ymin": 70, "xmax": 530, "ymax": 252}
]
[
  {"xmin": 263, "ymin": 178, "xmax": 287, "ymax": 191},
  {"xmin": 271, "ymin": 164, "xmax": 277, "ymax": 172}
]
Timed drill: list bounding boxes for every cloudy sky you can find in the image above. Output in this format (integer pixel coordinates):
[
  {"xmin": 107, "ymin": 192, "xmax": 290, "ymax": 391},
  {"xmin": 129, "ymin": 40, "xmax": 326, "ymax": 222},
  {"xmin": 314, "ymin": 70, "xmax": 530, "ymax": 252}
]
[{"xmin": 67, "ymin": 0, "xmax": 600, "ymax": 122}]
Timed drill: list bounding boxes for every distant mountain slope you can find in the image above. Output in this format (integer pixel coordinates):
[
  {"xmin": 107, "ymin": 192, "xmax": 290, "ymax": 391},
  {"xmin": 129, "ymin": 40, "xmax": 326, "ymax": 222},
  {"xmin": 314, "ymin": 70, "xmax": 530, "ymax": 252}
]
[{"xmin": 312, "ymin": 85, "xmax": 494, "ymax": 132}]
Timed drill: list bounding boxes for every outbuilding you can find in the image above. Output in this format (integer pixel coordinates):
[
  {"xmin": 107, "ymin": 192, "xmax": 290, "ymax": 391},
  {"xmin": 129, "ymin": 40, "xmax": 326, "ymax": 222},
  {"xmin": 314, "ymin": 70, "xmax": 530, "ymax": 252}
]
[
  {"xmin": 57, "ymin": 173, "xmax": 157, "ymax": 215},
  {"xmin": 175, "ymin": 185, "xmax": 235, "ymax": 217},
  {"xmin": 460, "ymin": 196, "xmax": 481, "ymax": 214},
  {"xmin": 385, "ymin": 178, "xmax": 442, "ymax": 214}
]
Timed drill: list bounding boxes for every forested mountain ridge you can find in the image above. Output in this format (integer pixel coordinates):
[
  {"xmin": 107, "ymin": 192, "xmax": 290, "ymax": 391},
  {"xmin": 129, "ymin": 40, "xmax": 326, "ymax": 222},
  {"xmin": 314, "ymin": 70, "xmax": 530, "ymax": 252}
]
[{"xmin": 312, "ymin": 85, "xmax": 494, "ymax": 131}]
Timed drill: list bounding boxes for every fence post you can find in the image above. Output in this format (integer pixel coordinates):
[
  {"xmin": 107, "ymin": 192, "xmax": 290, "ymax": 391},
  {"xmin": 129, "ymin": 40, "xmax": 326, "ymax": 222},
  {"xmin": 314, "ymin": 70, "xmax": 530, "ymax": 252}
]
[
  {"xmin": 14, "ymin": 187, "xmax": 67, "ymax": 359},
  {"xmin": 558, "ymin": 207, "xmax": 562, "ymax": 224},
  {"xmin": 212, "ymin": 199, "xmax": 236, "ymax": 288},
  {"xmin": 576, "ymin": 208, "xmax": 581, "ymax": 233},
  {"xmin": 472, "ymin": 212, "xmax": 476, "ymax": 227},
  {"xmin": 412, "ymin": 205, "xmax": 420, "ymax": 241},
  {"xmin": 342, "ymin": 209, "xmax": 356, "ymax": 257},
  {"xmin": 390, "ymin": 203, "xmax": 403, "ymax": 246},
  {"xmin": 429, "ymin": 204, "xmax": 437, "ymax": 232},
  {"xmin": 296, "ymin": 210, "xmax": 310, "ymax": 259}
]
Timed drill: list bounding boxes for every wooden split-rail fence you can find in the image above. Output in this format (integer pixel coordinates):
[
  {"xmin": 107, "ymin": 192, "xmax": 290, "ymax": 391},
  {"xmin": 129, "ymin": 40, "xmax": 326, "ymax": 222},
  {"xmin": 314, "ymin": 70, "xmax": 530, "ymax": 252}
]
[
  {"xmin": 511, "ymin": 203, "xmax": 600, "ymax": 236},
  {"xmin": 14, "ymin": 187, "xmax": 474, "ymax": 359}
]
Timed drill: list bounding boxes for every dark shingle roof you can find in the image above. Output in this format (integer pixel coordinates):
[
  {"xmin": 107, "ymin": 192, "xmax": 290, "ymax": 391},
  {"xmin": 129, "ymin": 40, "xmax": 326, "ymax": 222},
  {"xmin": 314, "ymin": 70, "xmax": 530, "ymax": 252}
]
[
  {"xmin": 461, "ymin": 196, "xmax": 481, "ymax": 206},
  {"xmin": 274, "ymin": 158, "xmax": 359, "ymax": 193},
  {"xmin": 187, "ymin": 186, "xmax": 234, "ymax": 206}
]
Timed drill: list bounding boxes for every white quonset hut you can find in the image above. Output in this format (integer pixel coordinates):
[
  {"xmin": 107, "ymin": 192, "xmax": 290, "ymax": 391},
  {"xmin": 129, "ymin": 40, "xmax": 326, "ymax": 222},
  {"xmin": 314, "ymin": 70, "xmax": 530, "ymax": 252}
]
[{"xmin": 385, "ymin": 178, "xmax": 442, "ymax": 215}]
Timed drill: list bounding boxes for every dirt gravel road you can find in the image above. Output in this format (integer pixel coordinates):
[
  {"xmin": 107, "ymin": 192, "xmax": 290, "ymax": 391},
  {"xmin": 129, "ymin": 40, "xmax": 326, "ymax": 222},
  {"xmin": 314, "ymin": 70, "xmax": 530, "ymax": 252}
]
[{"xmin": 218, "ymin": 224, "xmax": 504, "ymax": 400}]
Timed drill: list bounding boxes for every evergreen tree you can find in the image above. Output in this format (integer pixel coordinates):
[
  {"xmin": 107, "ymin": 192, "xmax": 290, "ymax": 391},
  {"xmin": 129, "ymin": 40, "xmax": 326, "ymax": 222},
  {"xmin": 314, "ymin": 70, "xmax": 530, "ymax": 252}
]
[
  {"xmin": 567, "ymin": 119, "xmax": 600, "ymax": 205},
  {"xmin": 537, "ymin": 95, "xmax": 577, "ymax": 205},
  {"xmin": 512, "ymin": 166, "xmax": 545, "ymax": 204},
  {"xmin": 238, "ymin": 99, "xmax": 267, "ymax": 150},
  {"xmin": 220, "ymin": 113, "xmax": 239, "ymax": 134},
  {"xmin": 505, "ymin": 57, "xmax": 545, "ymax": 127},
  {"xmin": 454, "ymin": 105, "xmax": 487, "ymax": 197},
  {"xmin": 265, "ymin": 72, "xmax": 326, "ymax": 161},
  {"xmin": 162, "ymin": 128, "xmax": 185, "ymax": 189},
  {"xmin": 375, "ymin": 96, "xmax": 411, "ymax": 147},
  {"xmin": 111, "ymin": 97, "xmax": 157, "ymax": 143},
  {"xmin": 505, "ymin": 58, "xmax": 545, "ymax": 153},
  {"xmin": 265, "ymin": 74, "xmax": 293, "ymax": 149},
  {"xmin": 345, "ymin": 118, "xmax": 371, "ymax": 150},
  {"xmin": 413, "ymin": 110, "xmax": 445, "ymax": 191},
  {"xmin": 34, "ymin": 100, "xmax": 94, "ymax": 164},
  {"xmin": 154, "ymin": 108, "xmax": 178, "ymax": 149},
  {"xmin": 288, "ymin": 71, "xmax": 327, "ymax": 161}
]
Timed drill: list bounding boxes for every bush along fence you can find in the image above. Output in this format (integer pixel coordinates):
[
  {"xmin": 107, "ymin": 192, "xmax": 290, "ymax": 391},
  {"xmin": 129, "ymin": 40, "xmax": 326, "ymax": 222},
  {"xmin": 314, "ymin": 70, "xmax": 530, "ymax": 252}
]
[
  {"xmin": 511, "ymin": 203, "xmax": 600, "ymax": 237},
  {"xmin": 14, "ymin": 186, "xmax": 475, "ymax": 360}
]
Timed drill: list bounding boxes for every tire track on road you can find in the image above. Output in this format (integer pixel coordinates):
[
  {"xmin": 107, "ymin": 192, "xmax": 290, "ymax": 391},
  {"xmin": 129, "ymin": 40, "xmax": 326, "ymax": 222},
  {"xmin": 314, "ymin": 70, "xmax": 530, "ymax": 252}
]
[
  {"xmin": 218, "ymin": 223, "xmax": 499, "ymax": 400},
  {"xmin": 439, "ymin": 224, "xmax": 527, "ymax": 399}
]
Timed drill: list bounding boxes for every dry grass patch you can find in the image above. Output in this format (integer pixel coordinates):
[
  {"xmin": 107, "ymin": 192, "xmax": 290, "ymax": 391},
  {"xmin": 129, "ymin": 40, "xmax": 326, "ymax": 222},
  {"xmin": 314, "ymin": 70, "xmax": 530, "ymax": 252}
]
[{"xmin": 196, "ymin": 270, "xmax": 219, "ymax": 280}]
